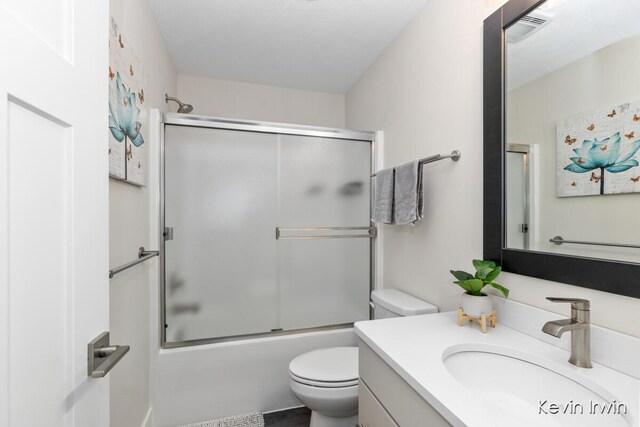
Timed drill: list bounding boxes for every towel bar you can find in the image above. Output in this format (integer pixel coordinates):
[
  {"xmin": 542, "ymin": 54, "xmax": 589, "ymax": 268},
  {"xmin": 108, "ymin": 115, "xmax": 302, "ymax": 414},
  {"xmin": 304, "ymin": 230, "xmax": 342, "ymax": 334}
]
[
  {"xmin": 550, "ymin": 236, "xmax": 640, "ymax": 250},
  {"xmin": 371, "ymin": 150, "xmax": 461, "ymax": 177},
  {"xmin": 109, "ymin": 246, "xmax": 159, "ymax": 279}
]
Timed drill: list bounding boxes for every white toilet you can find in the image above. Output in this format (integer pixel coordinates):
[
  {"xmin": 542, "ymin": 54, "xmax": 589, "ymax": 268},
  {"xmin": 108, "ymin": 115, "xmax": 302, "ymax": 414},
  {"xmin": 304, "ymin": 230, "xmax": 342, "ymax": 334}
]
[{"xmin": 288, "ymin": 289, "xmax": 438, "ymax": 427}]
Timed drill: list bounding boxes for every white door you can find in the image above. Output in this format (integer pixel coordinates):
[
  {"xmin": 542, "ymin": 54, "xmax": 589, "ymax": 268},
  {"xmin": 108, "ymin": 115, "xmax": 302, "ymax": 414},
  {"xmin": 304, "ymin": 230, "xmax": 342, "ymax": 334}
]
[{"xmin": 0, "ymin": 1, "xmax": 110, "ymax": 426}]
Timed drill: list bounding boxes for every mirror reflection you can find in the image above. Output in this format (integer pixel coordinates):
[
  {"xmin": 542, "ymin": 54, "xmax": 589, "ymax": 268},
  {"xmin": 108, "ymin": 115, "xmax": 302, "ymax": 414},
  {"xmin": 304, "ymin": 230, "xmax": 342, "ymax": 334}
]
[{"xmin": 505, "ymin": 0, "xmax": 640, "ymax": 263}]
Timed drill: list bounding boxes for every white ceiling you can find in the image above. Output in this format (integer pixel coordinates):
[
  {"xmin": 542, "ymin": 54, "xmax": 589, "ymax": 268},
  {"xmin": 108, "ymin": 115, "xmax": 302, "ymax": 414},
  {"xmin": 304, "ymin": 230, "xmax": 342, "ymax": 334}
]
[
  {"xmin": 507, "ymin": 0, "xmax": 640, "ymax": 91},
  {"xmin": 148, "ymin": 0, "xmax": 428, "ymax": 93}
]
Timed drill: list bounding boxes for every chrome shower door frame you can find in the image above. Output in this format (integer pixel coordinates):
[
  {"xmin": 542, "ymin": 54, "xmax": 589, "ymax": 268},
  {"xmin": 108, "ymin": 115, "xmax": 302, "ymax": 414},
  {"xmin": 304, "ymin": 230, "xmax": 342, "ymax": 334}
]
[{"xmin": 159, "ymin": 113, "xmax": 376, "ymax": 348}]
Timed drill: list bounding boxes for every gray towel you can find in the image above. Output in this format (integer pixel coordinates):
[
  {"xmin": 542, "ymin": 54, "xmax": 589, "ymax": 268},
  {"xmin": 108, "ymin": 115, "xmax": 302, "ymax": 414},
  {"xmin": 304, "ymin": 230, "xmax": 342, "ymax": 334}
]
[
  {"xmin": 371, "ymin": 168, "xmax": 394, "ymax": 224},
  {"xmin": 393, "ymin": 161, "xmax": 423, "ymax": 225}
]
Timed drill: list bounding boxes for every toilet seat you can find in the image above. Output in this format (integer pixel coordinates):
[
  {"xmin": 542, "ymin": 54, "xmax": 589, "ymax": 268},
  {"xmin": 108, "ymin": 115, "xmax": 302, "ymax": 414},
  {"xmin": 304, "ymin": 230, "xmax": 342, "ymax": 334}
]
[
  {"xmin": 289, "ymin": 372, "xmax": 358, "ymax": 388},
  {"xmin": 289, "ymin": 347, "xmax": 358, "ymax": 388}
]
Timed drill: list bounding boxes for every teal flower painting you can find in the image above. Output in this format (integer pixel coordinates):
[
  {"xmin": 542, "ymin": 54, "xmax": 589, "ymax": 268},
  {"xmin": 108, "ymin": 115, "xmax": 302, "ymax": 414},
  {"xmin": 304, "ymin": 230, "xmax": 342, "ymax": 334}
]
[
  {"xmin": 108, "ymin": 17, "xmax": 147, "ymax": 186},
  {"xmin": 564, "ymin": 132, "xmax": 640, "ymax": 195},
  {"xmin": 109, "ymin": 72, "xmax": 144, "ymax": 148},
  {"xmin": 557, "ymin": 102, "xmax": 640, "ymax": 197}
]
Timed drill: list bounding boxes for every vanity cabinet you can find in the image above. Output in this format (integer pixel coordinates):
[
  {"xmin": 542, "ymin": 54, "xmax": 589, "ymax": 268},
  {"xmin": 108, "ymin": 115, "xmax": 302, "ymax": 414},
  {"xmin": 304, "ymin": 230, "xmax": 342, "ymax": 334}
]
[
  {"xmin": 358, "ymin": 341, "xmax": 451, "ymax": 427},
  {"xmin": 359, "ymin": 381, "xmax": 398, "ymax": 427}
]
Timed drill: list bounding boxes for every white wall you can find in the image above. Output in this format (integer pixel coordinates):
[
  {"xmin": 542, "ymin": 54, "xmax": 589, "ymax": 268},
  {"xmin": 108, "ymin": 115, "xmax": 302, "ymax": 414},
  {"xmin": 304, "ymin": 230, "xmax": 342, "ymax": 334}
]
[
  {"xmin": 346, "ymin": 0, "xmax": 640, "ymax": 338},
  {"xmin": 177, "ymin": 74, "xmax": 346, "ymax": 128},
  {"xmin": 507, "ymin": 35, "xmax": 640, "ymax": 263},
  {"xmin": 108, "ymin": 1, "xmax": 177, "ymax": 426}
]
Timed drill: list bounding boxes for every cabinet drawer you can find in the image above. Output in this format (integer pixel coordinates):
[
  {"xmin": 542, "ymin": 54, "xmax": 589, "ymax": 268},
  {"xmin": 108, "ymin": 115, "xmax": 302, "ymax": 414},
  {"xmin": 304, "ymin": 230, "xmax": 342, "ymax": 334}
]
[
  {"xmin": 359, "ymin": 380, "xmax": 399, "ymax": 427},
  {"xmin": 359, "ymin": 340, "xmax": 451, "ymax": 427}
]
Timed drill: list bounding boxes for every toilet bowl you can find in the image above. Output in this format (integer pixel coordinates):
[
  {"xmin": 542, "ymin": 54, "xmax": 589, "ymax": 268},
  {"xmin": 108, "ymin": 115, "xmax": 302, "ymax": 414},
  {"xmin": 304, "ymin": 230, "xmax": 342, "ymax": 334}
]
[
  {"xmin": 288, "ymin": 347, "xmax": 359, "ymax": 427},
  {"xmin": 288, "ymin": 289, "xmax": 438, "ymax": 426}
]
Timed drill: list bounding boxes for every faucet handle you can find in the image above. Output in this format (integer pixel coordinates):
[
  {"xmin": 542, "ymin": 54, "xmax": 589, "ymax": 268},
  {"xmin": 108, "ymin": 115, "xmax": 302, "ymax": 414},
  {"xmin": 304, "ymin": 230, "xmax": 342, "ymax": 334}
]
[{"xmin": 546, "ymin": 297, "xmax": 590, "ymax": 310}]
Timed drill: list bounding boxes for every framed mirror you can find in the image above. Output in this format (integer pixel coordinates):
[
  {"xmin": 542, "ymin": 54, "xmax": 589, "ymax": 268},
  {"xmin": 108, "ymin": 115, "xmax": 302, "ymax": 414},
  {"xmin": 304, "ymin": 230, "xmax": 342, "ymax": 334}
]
[{"xmin": 484, "ymin": 0, "xmax": 640, "ymax": 298}]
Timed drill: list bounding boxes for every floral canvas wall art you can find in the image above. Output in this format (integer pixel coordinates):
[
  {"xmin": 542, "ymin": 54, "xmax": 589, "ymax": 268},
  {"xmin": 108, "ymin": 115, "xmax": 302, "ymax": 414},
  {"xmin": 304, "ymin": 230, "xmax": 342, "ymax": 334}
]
[
  {"xmin": 108, "ymin": 17, "xmax": 147, "ymax": 186},
  {"xmin": 557, "ymin": 101, "xmax": 640, "ymax": 197}
]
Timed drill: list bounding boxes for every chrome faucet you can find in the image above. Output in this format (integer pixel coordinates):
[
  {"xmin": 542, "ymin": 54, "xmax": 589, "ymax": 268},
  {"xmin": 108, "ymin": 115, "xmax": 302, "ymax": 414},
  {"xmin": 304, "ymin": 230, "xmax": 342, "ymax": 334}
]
[{"xmin": 542, "ymin": 297, "xmax": 592, "ymax": 368}]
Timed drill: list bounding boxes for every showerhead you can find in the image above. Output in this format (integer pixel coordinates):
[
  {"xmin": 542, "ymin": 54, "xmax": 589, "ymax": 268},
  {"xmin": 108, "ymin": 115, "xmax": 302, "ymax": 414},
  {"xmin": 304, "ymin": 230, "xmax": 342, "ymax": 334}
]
[{"xmin": 165, "ymin": 93, "xmax": 193, "ymax": 114}]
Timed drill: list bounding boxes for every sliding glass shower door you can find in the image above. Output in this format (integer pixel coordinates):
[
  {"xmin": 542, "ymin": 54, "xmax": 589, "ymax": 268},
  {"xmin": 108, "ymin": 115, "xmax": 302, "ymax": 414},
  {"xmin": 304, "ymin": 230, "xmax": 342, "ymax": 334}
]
[
  {"xmin": 277, "ymin": 134, "xmax": 371, "ymax": 330},
  {"xmin": 163, "ymin": 122, "xmax": 372, "ymax": 345}
]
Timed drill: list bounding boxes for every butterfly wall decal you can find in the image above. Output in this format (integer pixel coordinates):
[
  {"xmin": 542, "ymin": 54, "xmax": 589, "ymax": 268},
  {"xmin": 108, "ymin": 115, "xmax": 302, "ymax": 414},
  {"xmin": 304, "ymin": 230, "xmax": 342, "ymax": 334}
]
[
  {"xmin": 607, "ymin": 110, "xmax": 616, "ymax": 118},
  {"xmin": 631, "ymin": 176, "xmax": 640, "ymax": 183},
  {"xmin": 565, "ymin": 135, "xmax": 576, "ymax": 145},
  {"xmin": 587, "ymin": 123, "xmax": 595, "ymax": 131},
  {"xmin": 625, "ymin": 131, "xmax": 635, "ymax": 139},
  {"xmin": 590, "ymin": 172, "xmax": 602, "ymax": 183}
]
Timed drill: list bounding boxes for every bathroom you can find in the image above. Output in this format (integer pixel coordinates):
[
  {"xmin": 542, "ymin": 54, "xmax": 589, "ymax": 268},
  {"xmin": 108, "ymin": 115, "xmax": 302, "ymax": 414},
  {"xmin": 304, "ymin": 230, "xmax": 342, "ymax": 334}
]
[{"xmin": 2, "ymin": 0, "xmax": 640, "ymax": 426}]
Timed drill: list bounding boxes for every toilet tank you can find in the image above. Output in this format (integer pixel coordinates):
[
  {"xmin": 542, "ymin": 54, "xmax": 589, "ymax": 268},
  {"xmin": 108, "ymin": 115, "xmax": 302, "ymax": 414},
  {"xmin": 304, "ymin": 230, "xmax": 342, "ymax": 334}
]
[{"xmin": 371, "ymin": 289, "xmax": 438, "ymax": 319}]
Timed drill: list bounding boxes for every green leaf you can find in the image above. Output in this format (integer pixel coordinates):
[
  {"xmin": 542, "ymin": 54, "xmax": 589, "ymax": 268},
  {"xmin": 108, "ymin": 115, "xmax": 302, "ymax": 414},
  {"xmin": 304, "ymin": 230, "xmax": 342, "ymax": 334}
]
[
  {"xmin": 450, "ymin": 270, "xmax": 474, "ymax": 281},
  {"xmin": 473, "ymin": 259, "xmax": 496, "ymax": 271},
  {"xmin": 475, "ymin": 267, "xmax": 492, "ymax": 280},
  {"xmin": 468, "ymin": 279, "xmax": 485, "ymax": 295},
  {"xmin": 454, "ymin": 280, "xmax": 473, "ymax": 293},
  {"xmin": 472, "ymin": 259, "xmax": 496, "ymax": 279},
  {"xmin": 488, "ymin": 282, "xmax": 509, "ymax": 298},
  {"xmin": 485, "ymin": 266, "xmax": 502, "ymax": 282}
]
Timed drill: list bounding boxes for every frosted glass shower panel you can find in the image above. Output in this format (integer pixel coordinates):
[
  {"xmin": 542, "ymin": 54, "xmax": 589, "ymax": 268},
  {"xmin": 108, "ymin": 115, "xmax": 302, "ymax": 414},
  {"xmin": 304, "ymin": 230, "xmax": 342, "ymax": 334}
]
[
  {"xmin": 278, "ymin": 135, "xmax": 371, "ymax": 329},
  {"xmin": 278, "ymin": 136, "xmax": 371, "ymax": 227},
  {"xmin": 164, "ymin": 125, "xmax": 279, "ymax": 342},
  {"xmin": 278, "ymin": 238, "xmax": 370, "ymax": 329}
]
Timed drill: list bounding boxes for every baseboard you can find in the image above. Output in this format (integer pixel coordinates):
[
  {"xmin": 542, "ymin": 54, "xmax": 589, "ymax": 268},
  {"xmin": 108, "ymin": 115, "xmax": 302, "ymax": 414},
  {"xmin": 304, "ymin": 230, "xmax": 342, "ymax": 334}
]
[{"xmin": 141, "ymin": 407, "xmax": 152, "ymax": 427}]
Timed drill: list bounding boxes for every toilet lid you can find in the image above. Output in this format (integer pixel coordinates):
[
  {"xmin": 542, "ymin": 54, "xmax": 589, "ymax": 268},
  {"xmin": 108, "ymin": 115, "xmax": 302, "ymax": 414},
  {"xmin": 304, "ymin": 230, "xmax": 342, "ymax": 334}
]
[
  {"xmin": 289, "ymin": 347, "xmax": 358, "ymax": 386},
  {"xmin": 289, "ymin": 372, "xmax": 358, "ymax": 388}
]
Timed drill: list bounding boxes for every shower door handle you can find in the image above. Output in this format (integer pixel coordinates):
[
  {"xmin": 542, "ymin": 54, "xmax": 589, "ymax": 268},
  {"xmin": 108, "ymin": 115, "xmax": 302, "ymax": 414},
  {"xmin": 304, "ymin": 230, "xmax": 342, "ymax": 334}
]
[
  {"xmin": 164, "ymin": 227, "xmax": 174, "ymax": 241},
  {"xmin": 275, "ymin": 226, "xmax": 376, "ymax": 240}
]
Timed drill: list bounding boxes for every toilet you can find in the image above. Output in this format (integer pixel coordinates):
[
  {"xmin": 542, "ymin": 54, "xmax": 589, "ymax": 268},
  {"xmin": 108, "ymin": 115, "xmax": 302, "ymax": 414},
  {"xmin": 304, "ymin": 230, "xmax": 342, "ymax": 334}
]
[{"xmin": 288, "ymin": 289, "xmax": 438, "ymax": 427}]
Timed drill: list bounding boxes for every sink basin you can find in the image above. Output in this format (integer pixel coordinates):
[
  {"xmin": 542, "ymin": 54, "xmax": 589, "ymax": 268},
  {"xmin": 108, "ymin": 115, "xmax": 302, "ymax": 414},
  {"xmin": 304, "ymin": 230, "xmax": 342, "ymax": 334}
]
[{"xmin": 443, "ymin": 344, "xmax": 630, "ymax": 427}]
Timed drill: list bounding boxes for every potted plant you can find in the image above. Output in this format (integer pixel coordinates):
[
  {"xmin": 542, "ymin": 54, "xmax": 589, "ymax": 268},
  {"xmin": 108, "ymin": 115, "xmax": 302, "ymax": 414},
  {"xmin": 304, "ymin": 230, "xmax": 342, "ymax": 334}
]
[{"xmin": 450, "ymin": 260, "xmax": 509, "ymax": 318}]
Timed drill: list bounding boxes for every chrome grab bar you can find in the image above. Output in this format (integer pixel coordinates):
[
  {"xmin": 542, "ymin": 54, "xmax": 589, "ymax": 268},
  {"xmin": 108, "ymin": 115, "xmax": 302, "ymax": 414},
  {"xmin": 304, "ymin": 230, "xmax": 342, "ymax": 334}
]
[
  {"xmin": 550, "ymin": 236, "xmax": 640, "ymax": 250},
  {"xmin": 109, "ymin": 246, "xmax": 159, "ymax": 279},
  {"xmin": 275, "ymin": 226, "xmax": 376, "ymax": 240}
]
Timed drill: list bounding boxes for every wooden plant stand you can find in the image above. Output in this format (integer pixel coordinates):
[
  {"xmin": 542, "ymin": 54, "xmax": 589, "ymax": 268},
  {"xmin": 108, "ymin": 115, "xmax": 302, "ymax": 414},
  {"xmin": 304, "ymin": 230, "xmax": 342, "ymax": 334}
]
[{"xmin": 458, "ymin": 308, "xmax": 496, "ymax": 333}]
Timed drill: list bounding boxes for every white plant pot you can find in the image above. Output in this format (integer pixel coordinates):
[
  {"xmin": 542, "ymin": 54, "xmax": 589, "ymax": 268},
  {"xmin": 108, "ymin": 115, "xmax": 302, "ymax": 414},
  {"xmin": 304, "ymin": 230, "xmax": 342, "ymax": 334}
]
[{"xmin": 461, "ymin": 293, "xmax": 493, "ymax": 318}]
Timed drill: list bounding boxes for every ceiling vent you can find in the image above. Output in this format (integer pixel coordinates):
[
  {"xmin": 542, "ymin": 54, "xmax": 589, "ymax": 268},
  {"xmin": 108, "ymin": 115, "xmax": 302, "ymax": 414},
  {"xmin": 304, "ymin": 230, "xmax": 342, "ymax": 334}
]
[{"xmin": 506, "ymin": 11, "xmax": 552, "ymax": 43}]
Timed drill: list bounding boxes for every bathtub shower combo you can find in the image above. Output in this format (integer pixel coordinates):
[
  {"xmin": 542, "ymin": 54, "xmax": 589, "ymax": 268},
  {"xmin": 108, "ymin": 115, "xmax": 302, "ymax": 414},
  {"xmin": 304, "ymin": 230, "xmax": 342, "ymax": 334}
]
[{"xmin": 159, "ymin": 114, "xmax": 375, "ymax": 348}]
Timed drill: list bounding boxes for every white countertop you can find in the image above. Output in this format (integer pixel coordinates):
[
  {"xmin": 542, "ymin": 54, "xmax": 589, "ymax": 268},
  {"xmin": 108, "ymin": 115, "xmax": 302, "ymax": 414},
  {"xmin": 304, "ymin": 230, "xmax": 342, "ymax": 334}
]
[{"xmin": 355, "ymin": 310, "xmax": 640, "ymax": 427}]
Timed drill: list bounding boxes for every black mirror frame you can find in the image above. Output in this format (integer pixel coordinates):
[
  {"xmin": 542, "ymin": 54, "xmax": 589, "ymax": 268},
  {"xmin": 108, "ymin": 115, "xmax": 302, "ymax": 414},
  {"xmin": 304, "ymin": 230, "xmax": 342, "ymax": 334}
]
[{"xmin": 483, "ymin": 0, "xmax": 640, "ymax": 299}]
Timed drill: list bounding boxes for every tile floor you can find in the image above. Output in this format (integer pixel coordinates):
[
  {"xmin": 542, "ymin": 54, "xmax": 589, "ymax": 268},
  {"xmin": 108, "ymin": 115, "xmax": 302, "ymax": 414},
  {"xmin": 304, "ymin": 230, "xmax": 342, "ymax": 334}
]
[{"xmin": 263, "ymin": 407, "xmax": 311, "ymax": 426}]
